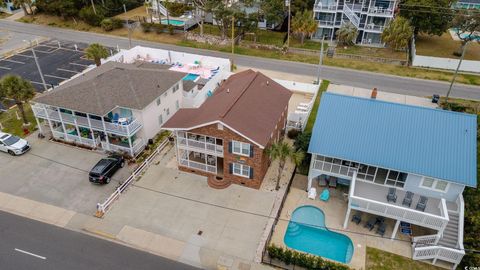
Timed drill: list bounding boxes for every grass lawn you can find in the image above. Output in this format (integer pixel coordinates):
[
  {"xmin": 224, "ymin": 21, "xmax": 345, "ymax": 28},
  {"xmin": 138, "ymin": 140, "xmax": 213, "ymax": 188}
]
[
  {"xmin": 0, "ymin": 103, "xmax": 37, "ymax": 138},
  {"xmin": 304, "ymin": 80, "xmax": 329, "ymax": 134},
  {"xmin": 415, "ymin": 33, "xmax": 480, "ymax": 61},
  {"xmin": 114, "ymin": 6, "xmax": 148, "ymax": 21},
  {"xmin": 18, "ymin": 15, "xmax": 480, "ymax": 86},
  {"xmin": 0, "ymin": 12, "xmax": 12, "ymax": 19},
  {"xmin": 336, "ymin": 45, "xmax": 407, "ymax": 60},
  {"xmin": 366, "ymin": 247, "xmax": 443, "ymax": 270}
]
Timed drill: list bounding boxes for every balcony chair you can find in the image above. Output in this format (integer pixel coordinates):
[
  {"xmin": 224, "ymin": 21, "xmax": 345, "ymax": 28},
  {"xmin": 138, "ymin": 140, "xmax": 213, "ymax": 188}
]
[
  {"xmin": 328, "ymin": 177, "xmax": 337, "ymax": 188},
  {"xmin": 376, "ymin": 223, "xmax": 386, "ymax": 237},
  {"xmin": 320, "ymin": 189, "xmax": 330, "ymax": 201},
  {"xmin": 415, "ymin": 196, "xmax": 428, "ymax": 212},
  {"xmin": 402, "ymin": 191, "xmax": 414, "ymax": 207},
  {"xmin": 351, "ymin": 212, "xmax": 362, "ymax": 225},
  {"xmin": 364, "ymin": 217, "xmax": 376, "ymax": 231},
  {"xmin": 375, "ymin": 216, "xmax": 385, "ymax": 225},
  {"xmin": 386, "ymin": 187, "xmax": 397, "ymax": 203}
]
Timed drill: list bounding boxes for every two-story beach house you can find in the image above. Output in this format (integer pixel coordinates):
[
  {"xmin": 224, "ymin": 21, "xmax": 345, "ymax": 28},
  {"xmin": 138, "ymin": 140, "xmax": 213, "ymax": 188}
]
[
  {"xmin": 31, "ymin": 61, "xmax": 187, "ymax": 157},
  {"xmin": 313, "ymin": 0, "xmax": 398, "ymax": 46},
  {"xmin": 163, "ymin": 69, "xmax": 292, "ymax": 189},
  {"xmin": 307, "ymin": 91, "xmax": 476, "ymax": 268}
]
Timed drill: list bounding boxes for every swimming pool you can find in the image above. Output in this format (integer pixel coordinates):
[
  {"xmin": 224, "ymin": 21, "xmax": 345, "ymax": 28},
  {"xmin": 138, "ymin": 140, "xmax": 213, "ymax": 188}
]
[
  {"xmin": 161, "ymin": 19, "xmax": 185, "ymax": 26},
  {"xmin": 284, "ymin": 205, "xmax": 354, "ymax": 264},
  {"xmin": 183, "ymin": 73, "xmax": 200, "ymax": 81}
]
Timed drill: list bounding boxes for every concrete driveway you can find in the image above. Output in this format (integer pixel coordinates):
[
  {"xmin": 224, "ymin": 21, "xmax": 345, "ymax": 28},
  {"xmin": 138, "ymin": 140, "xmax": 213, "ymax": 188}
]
[
  {"xmin": 0, "ymin": 134, "xmax": 131, "ymax": 214},
  {"xmin": 101, "ymin": 146, "xmax": 277, "ymax": 269}
]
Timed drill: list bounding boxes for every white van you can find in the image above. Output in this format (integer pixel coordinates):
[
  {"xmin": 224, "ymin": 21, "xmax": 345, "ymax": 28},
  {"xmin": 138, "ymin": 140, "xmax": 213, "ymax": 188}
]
[{"xmin": 0, "ymin": 132, "xmax": 30, "ymax": 156}]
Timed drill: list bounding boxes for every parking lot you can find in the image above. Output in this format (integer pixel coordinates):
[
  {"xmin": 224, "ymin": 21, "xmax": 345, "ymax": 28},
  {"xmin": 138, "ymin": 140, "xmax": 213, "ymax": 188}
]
[
  {"xmin": 0, "ymin": 133, "xmax": 131, "ymax": 214},
  {"xmin": 0, "ymin": 39, "xmax": 95, "ymax": 92}
]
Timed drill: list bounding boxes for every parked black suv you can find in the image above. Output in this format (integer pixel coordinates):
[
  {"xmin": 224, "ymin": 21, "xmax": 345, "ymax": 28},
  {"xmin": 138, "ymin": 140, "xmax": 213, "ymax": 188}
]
[{"xmin": 89, "ymin": 155, "xmax": 125, "ymax": 184}]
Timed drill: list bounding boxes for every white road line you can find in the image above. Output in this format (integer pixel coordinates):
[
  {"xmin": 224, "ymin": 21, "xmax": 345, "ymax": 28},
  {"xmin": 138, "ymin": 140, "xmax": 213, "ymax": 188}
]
[
  {"xmin": 2, "ymin": 59, "xmax": 25, "ymax": 64},
  {"xmin": 14, "ymin": 248, "xmax": 46, "ymax": 260},
  {"xmin": 44, "ymin": 74, "xmax": 69, "ymax": 80},
  {"xmin": 57, "ymin": 68, "xmax": 79, "ymax": 74},
  {"xmin": 30, "ymin": 81, "xmax": 47, "ymax": 86},
  {"xmin": 0, "ymin": 66, "xmax": 11, "ymax": 70},
  {"xmin": 15, "ymin": 54, "xmax": 34, "ymax": 58},
  {"xmin": 69, "ymin": 62, "xmax": 88, "ymax": 67}
]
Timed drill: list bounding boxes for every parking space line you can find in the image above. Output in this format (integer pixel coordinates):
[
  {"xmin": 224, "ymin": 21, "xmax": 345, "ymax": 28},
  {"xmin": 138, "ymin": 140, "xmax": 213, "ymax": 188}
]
[
  {"xmin": 0, "ymin": 66, "xmax": 11, "ymax": 70},
  {"xmin": 15, "ymin": 54, "xmax": 34, "ymax": 58},
  {"xmin": 14, "ymin": 248, "xmax": 47, "ymax": 260},
  {"xmin": 69, "ymin": 62, "xmax": 88, "ymax": 67},
  {"xmin": 57, "ymin": 68, "xmax": 79, "ymax": 74},
  {"xmin": 30, "ymin": 81, "xmax": 48, "ymax": 86},
  {"xmin": 44, "ymin": 74, "xmax": 69, "ymax": 80},
  {"xmin": 2, "ymin": 59, "xmax": 25, "ymax": 64}
]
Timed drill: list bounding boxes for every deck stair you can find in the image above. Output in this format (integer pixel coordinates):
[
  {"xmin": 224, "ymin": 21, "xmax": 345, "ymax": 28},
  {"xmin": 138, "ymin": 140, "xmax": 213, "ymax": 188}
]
[
  {"xmin": 438, "ymin": 213, "xmax": 459, "ymax": 248},
  {"xmin": 342, "ymin": 4, "xmax": 360, "ymax": 28},
  {"xmin": 207, "ymin": 175, "xmax": 231, "ymax": 189}
]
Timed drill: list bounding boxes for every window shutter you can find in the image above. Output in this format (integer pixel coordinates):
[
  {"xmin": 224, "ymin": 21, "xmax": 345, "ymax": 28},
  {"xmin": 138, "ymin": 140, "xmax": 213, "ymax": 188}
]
[
  {"xmin": 249, "ymin": 145, "xmax": 254, "ymax": 158},
  {"xmin": 229, "ymin": 163, "xmax": 233, "ymax": 174},
  {"xmin": 228, "ymin": 141, "xmax": 232, "ymax": 153},
  {"xmin": 249, "ymin": 167, "xmax": 254, "ymax": 179}
]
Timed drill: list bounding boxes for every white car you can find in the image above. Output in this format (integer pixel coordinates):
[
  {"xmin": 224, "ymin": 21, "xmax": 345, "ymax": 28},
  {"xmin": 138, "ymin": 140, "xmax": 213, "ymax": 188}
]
[{"xmin": 0, "ymin": 132, "xmax": 30, "ymax": 156}]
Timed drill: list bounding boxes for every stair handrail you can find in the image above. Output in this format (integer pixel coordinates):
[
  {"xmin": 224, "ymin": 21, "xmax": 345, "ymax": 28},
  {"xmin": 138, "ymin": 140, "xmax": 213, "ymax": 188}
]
[
  {"xmin": 457, "ymin": 194, "xmax": 465, "ymax": 251},
  {"xmin": 342, "ymin": 4, "xmax": 360, "ymax": 27}
]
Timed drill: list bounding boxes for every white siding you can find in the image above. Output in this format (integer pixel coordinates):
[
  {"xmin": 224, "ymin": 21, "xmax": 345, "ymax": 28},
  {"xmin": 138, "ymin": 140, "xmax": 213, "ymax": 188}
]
[{"xmin": 403, "ymin": 174, "xmax": 465, "ymax": 202}]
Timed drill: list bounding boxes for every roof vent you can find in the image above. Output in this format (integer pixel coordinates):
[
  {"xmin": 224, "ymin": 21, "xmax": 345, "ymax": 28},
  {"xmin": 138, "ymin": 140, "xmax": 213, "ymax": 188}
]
[
  {"xmin": 371, "ymin": 88, "xmax": 377, "ymax": 99},
  {"xmin": 266, "ymin": 81, "xmax": 269, "ymax": 86},
  {"xmin": 227, "ymin": 88, "xmax": 230, "ymax": 93}
]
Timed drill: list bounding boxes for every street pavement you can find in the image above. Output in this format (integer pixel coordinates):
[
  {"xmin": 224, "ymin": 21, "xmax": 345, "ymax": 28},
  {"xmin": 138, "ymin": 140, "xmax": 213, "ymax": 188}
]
[
  {"xmin": 0, "ymin": 210, "xmax": 200, "ymax": 270},
  {"xmin": 1, "ymin": 20, "xmax": 479, "ymax": 100}
]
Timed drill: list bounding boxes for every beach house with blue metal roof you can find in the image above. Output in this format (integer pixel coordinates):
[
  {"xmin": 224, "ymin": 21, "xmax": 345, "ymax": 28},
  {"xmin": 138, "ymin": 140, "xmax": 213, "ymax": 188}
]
[{"xmin": 307, "ymin": 91, "xmax": 476, "ymax": 269}]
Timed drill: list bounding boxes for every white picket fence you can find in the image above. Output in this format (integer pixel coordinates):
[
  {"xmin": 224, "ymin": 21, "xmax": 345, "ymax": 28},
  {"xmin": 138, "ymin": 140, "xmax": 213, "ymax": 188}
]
[{"xmin": 95, "ymin": 137, "xmax": 171, "ymax": 217}]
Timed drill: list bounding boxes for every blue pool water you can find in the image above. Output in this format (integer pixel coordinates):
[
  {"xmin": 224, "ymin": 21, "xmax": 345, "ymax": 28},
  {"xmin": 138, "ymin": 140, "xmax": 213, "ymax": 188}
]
[
  {"xmin": 161, "ymin": 19, "xmax": 185, "ymax": 26},
  {"xmin": 284, "ymin": 205, "xmax": 354, "ymax": 263},
  {"xmin": 183, "ymin": 73, "xmax": 199, "ymax": 81}
]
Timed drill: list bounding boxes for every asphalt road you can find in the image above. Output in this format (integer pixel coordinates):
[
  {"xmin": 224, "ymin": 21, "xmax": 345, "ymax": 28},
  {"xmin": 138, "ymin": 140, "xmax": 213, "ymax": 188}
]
[
  {"xmin": 0, "ymin": 211, "xmax": 199, "ymax": 270},
  {"xmin": 1, "ymin": 20, "xmax": 479, "ymax": 100}
]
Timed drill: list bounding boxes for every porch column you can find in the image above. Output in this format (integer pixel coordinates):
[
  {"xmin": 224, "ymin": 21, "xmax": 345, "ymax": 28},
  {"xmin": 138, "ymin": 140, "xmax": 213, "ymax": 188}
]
[
  {"xmin": 35, "ymin": 117, "xmax": 43, "ymax": 134},
  {"xmin": 391, "ymin": 219, "xmax": 400, "ymax": 240},
  {"xmin": 128, "ymin": 136, "xmax": 133, "ymax": 156},
  {"xmin": 57, "ymin": 108, "xmax": 68, "ymax": 139},
  {"xmin": 307, "ymin": 177, "xmax": 313, "ymax": 191},
  {"xmin": 42, "ymin": 106, "xmax": 54, "ymax": 134},
  {"xmin": 343, "ymin": 204, "xmax": 351, "ymax": 229},
  {"xmin": 101, "ymin": 117, "xmax": 110, "ymax": 151},
  {"xmin": 73, "ymin": 118, "xmax": 81, "ymax": 143},
  {"xmin": 86, "ymin": 114, "xmax": 96, "ymax": 146}
]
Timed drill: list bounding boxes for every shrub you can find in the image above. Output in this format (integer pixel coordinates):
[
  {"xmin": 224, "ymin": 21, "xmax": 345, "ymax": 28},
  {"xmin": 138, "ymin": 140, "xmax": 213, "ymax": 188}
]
[
  {"xmin": 167, "ymin": 2, "xmax": 192, "ymax": 17},
  {"xmin": 79, "ymin": 6, "xmax": 105, "ymax": 26},
  {"xmin": 287, "ymin": 129, "xmax": 300, "ymax": 139},
  {"xmin": 141, "ymin": 22, "xmax": 153, "ymax": 33},
  {"xmin": 266, "ymin": 244, "xmax": 350, "ymax": 270},
  {"xmin": 168, "ymin": 24, "xmax": 175, "ymax": 35},
  {"xmin": 151, "ymin": 23, "xmax": 165, "ymax": 34},
  {"xmin": 101, "ymin": 18, "xmax": 124, "ymax": 31}
]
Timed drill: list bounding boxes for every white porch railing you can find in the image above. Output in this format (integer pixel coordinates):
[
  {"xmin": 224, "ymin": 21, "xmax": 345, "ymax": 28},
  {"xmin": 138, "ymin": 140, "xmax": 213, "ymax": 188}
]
[
  {"xmin": 32, "ymin": 104, "xmax": 142, "ymax": 136},
  {"xmin": 314, "ymin": 3, "xmax": 337, "ymax": 11},
  {"xmin": 178, "ymin": 137, "xmax": 223, "ymax": 156},
  {"xmin": 101, "ymin": 139, "xmax": 145, "ymax": 157},
  {"xmin": 96, "ymin": 137, "xmax": 171, "ymax": 218},
  {"xmin": 52, "ymin": 130, "xmax": 98, "ymax": 148},
  {"xmin": 412, "ymin": 246, "xmax": 465, "ymax": 266},
  {"xmin": 413, "ymin": 234, "xmax": 440, "ymax": 247},
  {"xmin": 179, "ymin": 158, "xmax": 217, "ymax": 174}
]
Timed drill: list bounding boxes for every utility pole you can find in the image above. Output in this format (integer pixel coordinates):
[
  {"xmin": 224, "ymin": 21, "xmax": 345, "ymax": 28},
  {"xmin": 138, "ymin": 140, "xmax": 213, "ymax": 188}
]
[
  {"xmin": 316, "ymin": 35, "xmax": 326, "ymax": 85},
  {"xmin": 156, "ymin": 0, "xmax": 161, "ymax": 23},
  {"xmin": 286, "ymin": 0, "xmax": 291, "ymax": 48},
  {"xmin": 90, "ymin": 0, "xmax": 97, "ymax": 15},
  {"xmin": 231, "ymin": 15, "xmax": 235, "ymax": 54},
  {"xmin": 24, "ymin": 40, "xmax": 47, "ymax": 91},
  {"xmin": 124, "ymin": 4, "xmax": 132, "ymax": 49},
  {"xmin": 445, "ymin": 42, "xmax": 468, "ymax": 105}
]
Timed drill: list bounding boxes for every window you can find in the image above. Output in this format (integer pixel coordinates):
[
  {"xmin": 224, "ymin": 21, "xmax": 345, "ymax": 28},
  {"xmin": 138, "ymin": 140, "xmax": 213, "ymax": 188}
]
[
  {"xmin": 158, "ymin": 115, "xmax": 163, "ymax": 125},
  {"xmin": 166, "ymin": 108, "xmax": 170, "ymax": 116},
  {"xmin": 232, "ymin": 140, "xmax": 250, "ymax": 156},
  {"xmin": 156, "ymin": 97, "xmax": 161, "ymax": 106},
  {"xmin": 163, "ymin": 91, "xmax": 168, "ymax": 97},
  {"xmin": 172, "ymin": 84, "xmax": 179, "ymax": 93},
  {"xmin": 175, "ymin": 100, "xmax": 180, "ymax": 110},
  {"xmin": 421, "ymin": 177, "xmax": 449, "ymax": 192},
  {"xmin": 233, "ymin": 163, "xmax": 251, "ymax": 178}
]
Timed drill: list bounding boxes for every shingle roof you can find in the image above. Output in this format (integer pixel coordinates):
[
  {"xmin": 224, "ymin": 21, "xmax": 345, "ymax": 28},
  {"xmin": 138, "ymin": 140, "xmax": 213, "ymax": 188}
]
[
  {"xmin": 308, "ymin": 92, "xmax": 477, "ymax": 187},
  {"xmin": 163, "ymin": 69, "xmax": 292, "ymax": 147},
  {"xmin": 34, "ymin": 62, "xmax": 186, "ymax": 115}
]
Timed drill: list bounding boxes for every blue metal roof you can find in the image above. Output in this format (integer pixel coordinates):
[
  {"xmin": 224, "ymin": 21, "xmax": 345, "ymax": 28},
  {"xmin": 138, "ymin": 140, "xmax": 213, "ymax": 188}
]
[{"xmin": 308, "ymin": 92, "xmax": 477, "ymax": 187}]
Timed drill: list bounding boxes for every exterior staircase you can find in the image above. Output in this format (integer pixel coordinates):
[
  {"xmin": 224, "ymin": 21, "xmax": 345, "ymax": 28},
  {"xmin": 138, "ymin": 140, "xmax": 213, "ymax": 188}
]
[
  {"xmin": 151, "ymin": 1, "xmax": 169, "ymax": 17},
  {"xmin": 438, "ymin": 213, "xmax": 459, "ymax": 248},
  {"xmin": 207, "ymin": 175, "xmax": 231, "ymax": 189},
  {"xmin": 342, "ymin": 4, "xmax": 360, "ymax": 28}
]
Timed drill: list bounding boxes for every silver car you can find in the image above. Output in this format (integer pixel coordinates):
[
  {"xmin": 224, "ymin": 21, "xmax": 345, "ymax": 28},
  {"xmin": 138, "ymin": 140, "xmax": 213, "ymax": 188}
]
[{"xmin": 0, "ymin": 132, "xmax": 30, "ymax": 156}]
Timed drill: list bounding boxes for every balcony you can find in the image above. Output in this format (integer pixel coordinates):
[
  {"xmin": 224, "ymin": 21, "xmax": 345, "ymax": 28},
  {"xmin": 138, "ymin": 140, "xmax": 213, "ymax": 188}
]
[
  {"xmin": 317, "ymin": 20, "xmax": 339, "ymax": 27},
  {"xmin": 349, "ymin": 174, "xmax": 449, "ymax": 231},
  {"xmin": 176, "ymin": 132, "xmax": 223, "ymax": 157},
  {"xmin": 368, "ymin": 5, "xmax": 395, "ymax": 16},
  {"xmin": 52, "ymin": 130, "xmax": 99, "ymax": 148},
  {"xmin": 314, "ymin": 3, "xmax": 337, "ymax": 12},
  {"xmin": 180, "ymin": 158, "xmax": 217, "ymax": 174},
  {"xmin": 32, "ymin": 104, "xmax": 142, "ymax": 136},
  {"xmin": 101, "ymin": 138, "xmax": 145, "ymax": 156},
  {"xmin": 364, "ymin": 23, "xmax": 385, "ymax": 32}
]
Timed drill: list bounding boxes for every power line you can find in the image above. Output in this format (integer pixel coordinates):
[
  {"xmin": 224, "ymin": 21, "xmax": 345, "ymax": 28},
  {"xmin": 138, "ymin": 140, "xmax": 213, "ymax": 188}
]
[{"xmin": 20, "ymin": 147, "xmax": 479, "ymax": 254}]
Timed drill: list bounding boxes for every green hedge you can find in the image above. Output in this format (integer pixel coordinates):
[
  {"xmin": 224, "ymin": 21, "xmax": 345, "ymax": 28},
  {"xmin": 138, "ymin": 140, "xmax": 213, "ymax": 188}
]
[
  {"xmin": 267, "ymin": 244, "xmax": 350, "ymax": 270},
  {"xmin": 100, "ymin": 18, "xmax": 124, "ymax": 31}
]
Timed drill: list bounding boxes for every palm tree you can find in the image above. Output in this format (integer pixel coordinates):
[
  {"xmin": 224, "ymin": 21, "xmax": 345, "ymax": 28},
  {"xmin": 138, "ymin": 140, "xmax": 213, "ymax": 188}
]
[
  {"xmin": 85, "ymin": 43, "xmax": 109, "ymax": 67},
  {"xmin": 291, "ymin": 10, "xmax": 317, "ymax": 45},
  {"xmin": 266, "ymin": 140, "xmax": 304, "ymax": 190},
  {"xmin": 381, "ymin": 16, "xmax": 413, "ymax": 51},
  {"xmin": 336, "ymin": 22, "xmax": 358, "ymax": 46},
  {"xmin": 0, "ymin": 75, "xmax": 35, "ymax": 125}
]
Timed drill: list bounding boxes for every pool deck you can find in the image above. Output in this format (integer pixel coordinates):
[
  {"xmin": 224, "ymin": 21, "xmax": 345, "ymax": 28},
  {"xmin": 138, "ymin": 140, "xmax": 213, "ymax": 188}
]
[{"xmin": 269, "ymin": 175, "xmax": 412, "ymax": 270}]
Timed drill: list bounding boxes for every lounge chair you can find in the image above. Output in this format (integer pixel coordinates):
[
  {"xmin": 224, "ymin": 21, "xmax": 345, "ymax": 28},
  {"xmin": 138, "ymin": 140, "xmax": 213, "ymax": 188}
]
[
  {"xmin": 364, "ymin": 217, "xmax": 376, "ymax": 231},
  {"xmin": 308, "ymin": 187, "xmax": 317, "ymax": 200},
  {"xmin": 328, "ymin": 177, "xmax": 337, "ymax": 188},
  {"xmin": 386, "ymin": 187, "xmax": 397, "ymax": 203},
  {"xmin": 402, "ymin": 191, "xmax": 414, "ymax": 207},
  {"xmin": 351, "ymin": 212, "xmax": 362, "ymax": 225},
  {"xmin": 376, "ymin": 223, "xmax": 387, "ymax": 237},
  {"xmin": 375, "ymin": 216, "xmax": 385, "ymax": 225},
  {"xmin": 320, "ymin": 189, "xmax": 330, "ymax": 201},
  {"xmin": 318, "ymin": 175, "xmax": 327, "ymax": 187},
  {"xmin": 416, "ymin": 196, "xmax": 428, "ymax": 212}
]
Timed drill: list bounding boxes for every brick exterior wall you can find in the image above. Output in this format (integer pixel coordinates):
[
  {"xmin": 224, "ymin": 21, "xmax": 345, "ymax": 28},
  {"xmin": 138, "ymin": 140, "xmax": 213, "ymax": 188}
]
[{"xmin": 176, "ymin": 106, "xmax": 288, "ymax": 189}]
